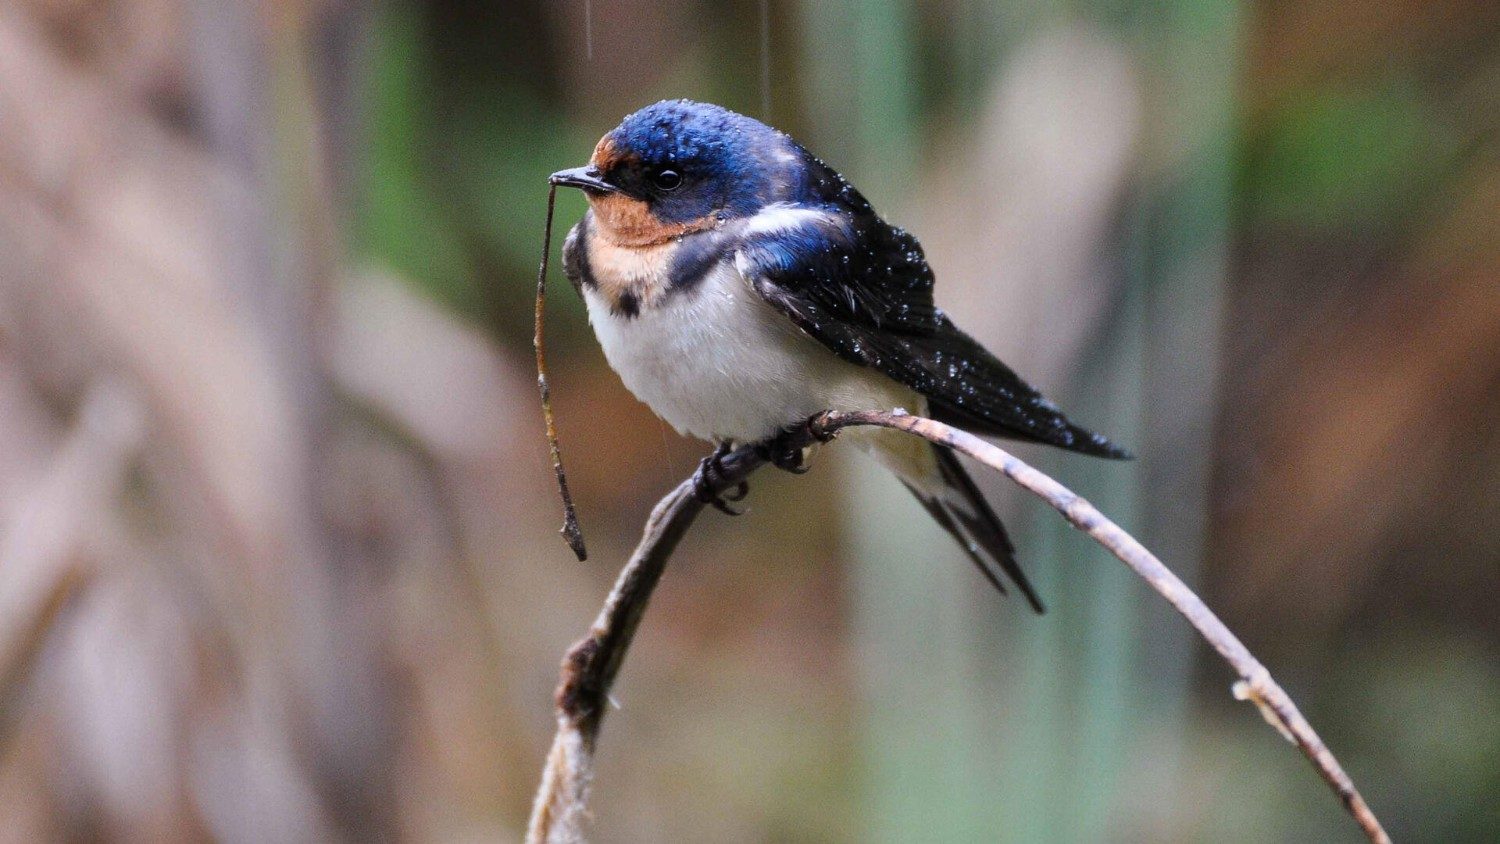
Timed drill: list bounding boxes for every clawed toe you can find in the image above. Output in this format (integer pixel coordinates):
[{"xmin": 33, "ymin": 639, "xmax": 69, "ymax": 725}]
[
  {"xmin": 707, "ymin": 496, "xmax": 745, "ymax": 516},
  {"xmin": 693, "ymin": 443, "xmax": 748, "ymax": 516},
  {"xmin": 760, "ymin": 415, "xmax": 833, "ymax": 474},
  {"xmin": 772, "ymin": 450, "xmax": 808, "ymax": 473}
]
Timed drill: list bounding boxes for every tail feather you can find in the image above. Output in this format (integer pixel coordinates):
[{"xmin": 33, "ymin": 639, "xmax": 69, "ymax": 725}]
[
  {"xmin": 904, "ymin": 488, "xmax": 1012, "ymax": 597},
  {"xmin": 905, "ymin": 445, "xmax": 1045, "ymax": 614}
]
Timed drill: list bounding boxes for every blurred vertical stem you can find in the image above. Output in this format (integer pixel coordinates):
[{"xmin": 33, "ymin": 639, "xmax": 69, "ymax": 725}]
[
  {"xmin": 1011, "ymin": 0, "xmax": 1240, "ymax": 839},
  {"xmin": 1102, "ymin": 0, "xmax": 1242, "ymax": 833},
  {"xmin": 799, "ymin": 1, "xmax": 985, "ymax": 841},
  {"xmin": 186, "ymin": 2, "xmax": 399, "ymax": 835},
  {"xmin": 797, "ymin": 0, "xmax": 917, "ymax": 190},
  {"xmin": 358, "ymin": 4, "xmax": 477, "ymax": 312},
  {"xmin": 800, "ymin": 0, "xmax": 1237, "ymax": 840},
  {"xmin": 1132, "ymin": 0, "xmax": 1241, "ymax": 715},
  {"xmin": 994, "ymin": 0, "xmax": 1239, "ymax": 838},
  {"xmin": 1015, "ymin": 268, "xmax": 1148, "ymax": 843}
]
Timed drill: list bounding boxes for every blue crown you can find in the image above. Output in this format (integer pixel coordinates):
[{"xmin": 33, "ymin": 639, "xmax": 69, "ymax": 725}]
[{"xmin": 610, "ymin": 100, "xmax": 762, "ymax": 167}]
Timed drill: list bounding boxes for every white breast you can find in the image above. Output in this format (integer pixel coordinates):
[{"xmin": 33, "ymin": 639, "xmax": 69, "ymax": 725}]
[{"xmin": 583, "ymin": 258, "xmax": 915, "ymax": 444}]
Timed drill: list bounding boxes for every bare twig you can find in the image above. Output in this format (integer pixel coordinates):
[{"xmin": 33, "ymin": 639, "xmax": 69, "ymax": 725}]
[
  {"xmin": 534, "ymin": 184, "xmax": 587, "ymax": 561},
  {"xmin": 525, "ymin": 410, "xmax": 1390, "ymax": 844}
]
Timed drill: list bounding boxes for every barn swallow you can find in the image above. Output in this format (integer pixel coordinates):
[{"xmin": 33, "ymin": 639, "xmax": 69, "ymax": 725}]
[{"xmin": 551, "ymin": 99, "xmax": 1128, "ymax": 612}]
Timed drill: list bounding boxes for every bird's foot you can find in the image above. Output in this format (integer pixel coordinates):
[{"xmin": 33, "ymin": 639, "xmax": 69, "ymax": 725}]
[
  {"xmin": 693, "ymin": 441, "xmax": 749, "ymax": 515},
  {"xmin": 803, "ymin": 413, "xmax": 838, "ymax": 444},
  {"xmin": 758, "ymin": 415, "xmax": 836, "ymax": 474},
  {"xmin": 759, "ymin": 434, "xmax": 808, "ymax": 474}
]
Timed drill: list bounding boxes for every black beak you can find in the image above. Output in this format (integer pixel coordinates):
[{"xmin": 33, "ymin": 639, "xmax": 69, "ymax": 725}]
[{"xmin": 549, "ymin": 166, "xmax": 619, "ymax": 195}]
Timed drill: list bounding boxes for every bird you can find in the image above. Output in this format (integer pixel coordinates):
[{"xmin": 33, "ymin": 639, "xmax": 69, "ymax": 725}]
[{"xmin": 549, "ymin": 99, "xmax": 1129, "ymax": 613}]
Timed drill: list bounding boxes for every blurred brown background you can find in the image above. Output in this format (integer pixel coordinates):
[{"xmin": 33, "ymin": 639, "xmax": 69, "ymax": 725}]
[{"xmin": 0, "ymin": 1, "xmax": 1495, "ymax": 841}]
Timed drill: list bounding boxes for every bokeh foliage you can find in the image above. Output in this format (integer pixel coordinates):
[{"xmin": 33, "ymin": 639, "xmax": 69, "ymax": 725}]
[{"xmin": 0, "ymin": 0, "xmax": 1494, "ymax": 841}]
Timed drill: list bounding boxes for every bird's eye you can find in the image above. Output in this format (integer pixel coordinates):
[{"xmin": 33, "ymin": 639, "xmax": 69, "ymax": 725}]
[{"xmin": 652, "ymin": 169, "xmax": 682, "ymax": 191}]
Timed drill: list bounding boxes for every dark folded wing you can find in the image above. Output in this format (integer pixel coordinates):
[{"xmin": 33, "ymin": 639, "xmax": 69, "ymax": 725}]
[{"xmin": 737, "ymin": 207, "xmax": 1129, "ymax": 459}]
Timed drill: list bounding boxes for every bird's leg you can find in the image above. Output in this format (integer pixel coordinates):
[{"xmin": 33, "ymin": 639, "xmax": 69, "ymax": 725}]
[{"xmin": 693, "ymin": 441, "xmax": 748, "ymax": 515}]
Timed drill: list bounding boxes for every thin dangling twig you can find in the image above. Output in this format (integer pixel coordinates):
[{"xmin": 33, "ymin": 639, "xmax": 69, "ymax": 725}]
[{"xmin": 534, "ymin": 184, "xmax": 587, "ymax": 561}]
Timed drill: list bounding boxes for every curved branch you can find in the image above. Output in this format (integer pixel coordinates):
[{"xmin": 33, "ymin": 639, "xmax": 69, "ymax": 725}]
[
  {"xmin": 525, "ymin": 410, "xmax": 1390, "ymax": 844},
  {"xmin": 525, "ymin": 445, "xmax": 767, "ymax": 843}
]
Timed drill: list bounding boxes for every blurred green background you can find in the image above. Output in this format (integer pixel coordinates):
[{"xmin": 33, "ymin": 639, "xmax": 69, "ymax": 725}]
[{"xmin": 0, "ymin": 1, "xmax": 1495, "ymax": 841}]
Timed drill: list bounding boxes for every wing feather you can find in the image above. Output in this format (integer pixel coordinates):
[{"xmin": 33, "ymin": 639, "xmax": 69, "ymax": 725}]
[{"xmin": 736, "ymin": 205, "xmax": 1129, "ymax": 458}]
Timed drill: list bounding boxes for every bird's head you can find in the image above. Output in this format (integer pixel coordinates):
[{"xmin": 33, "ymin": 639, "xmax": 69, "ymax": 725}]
[{"xmin": 551, "ymin": 100, "xmax": 787, "ymax": 245}]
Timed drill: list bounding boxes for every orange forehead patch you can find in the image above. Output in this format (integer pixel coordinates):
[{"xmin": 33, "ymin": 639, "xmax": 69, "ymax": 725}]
[{"xmin": 590, "ymin": 135, "xmax": 634, "ymax": 171}]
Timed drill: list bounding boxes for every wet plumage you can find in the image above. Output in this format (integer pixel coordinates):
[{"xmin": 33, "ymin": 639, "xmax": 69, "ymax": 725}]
[{"xmin": 552, "ymin": 99, "xmax": 1129, "ymax": 612}]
